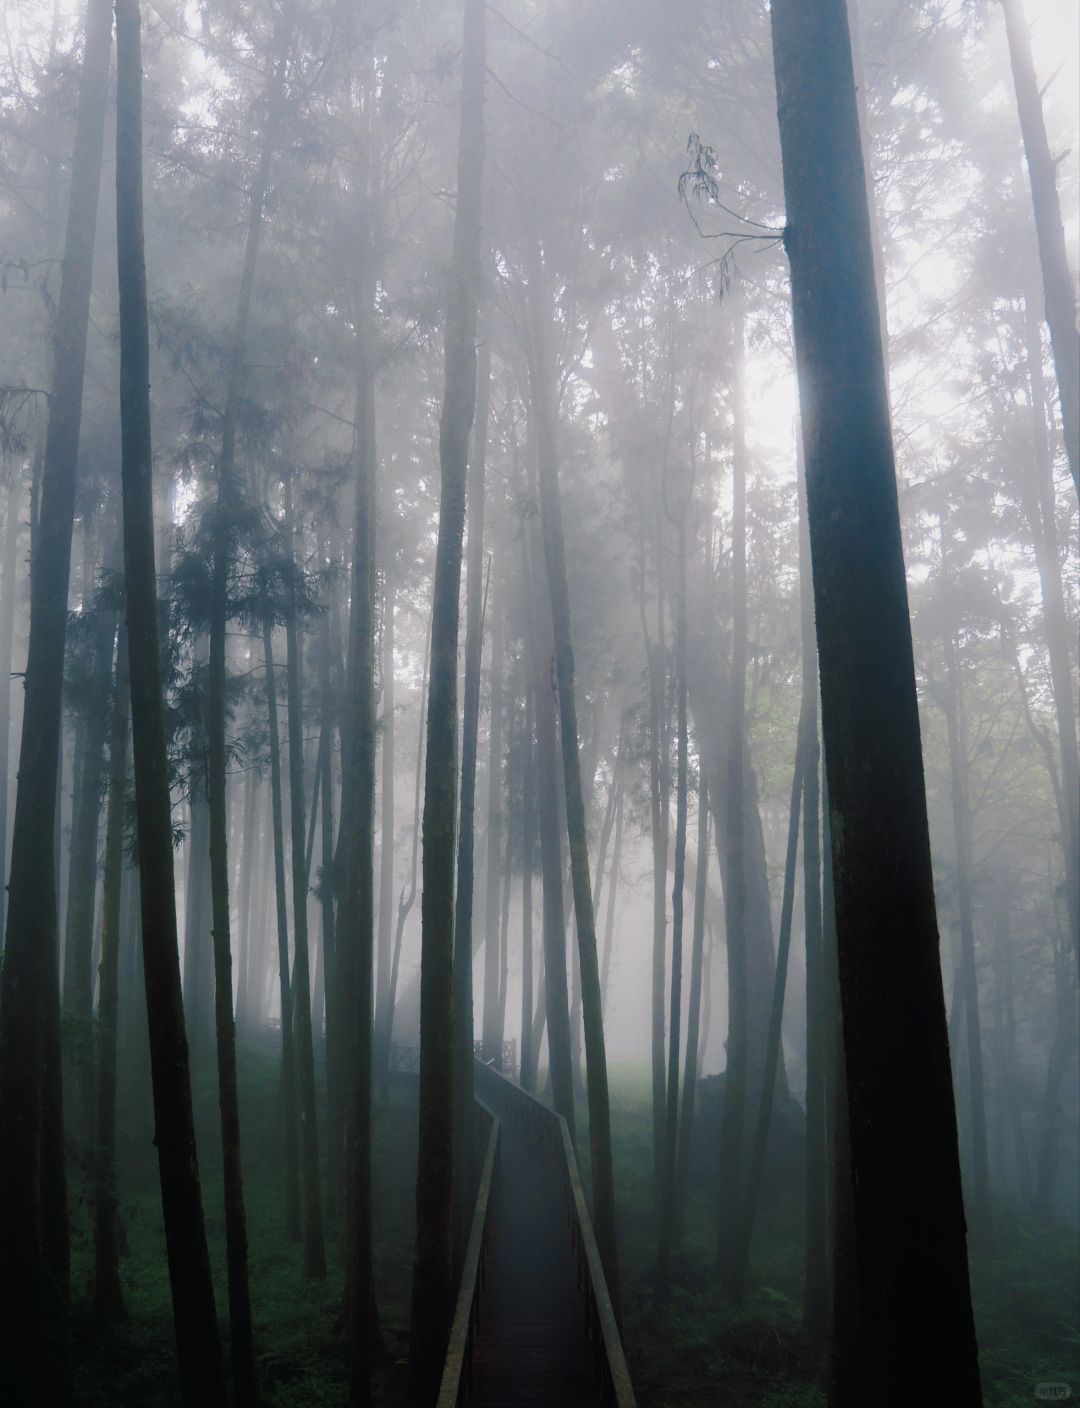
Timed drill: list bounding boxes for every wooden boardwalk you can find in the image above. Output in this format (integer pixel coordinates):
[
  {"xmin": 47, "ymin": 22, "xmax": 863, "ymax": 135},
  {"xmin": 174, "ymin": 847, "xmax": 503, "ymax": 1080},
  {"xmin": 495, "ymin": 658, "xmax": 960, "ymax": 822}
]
[
  {"xmin": 468, "ymin": 1111, "xmax": 604, "ymax": 1407},
  {"xmin": 437, "ymin": 1061, "xmax": 635, "ymax": 1408}
]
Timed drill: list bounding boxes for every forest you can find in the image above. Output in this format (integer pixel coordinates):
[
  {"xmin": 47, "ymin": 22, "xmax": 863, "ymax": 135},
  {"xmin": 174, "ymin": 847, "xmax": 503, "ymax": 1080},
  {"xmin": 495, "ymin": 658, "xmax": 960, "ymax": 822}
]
[{"xmin": 0, "ymin": 0, "xmax": 1077, "ymax": 1404}]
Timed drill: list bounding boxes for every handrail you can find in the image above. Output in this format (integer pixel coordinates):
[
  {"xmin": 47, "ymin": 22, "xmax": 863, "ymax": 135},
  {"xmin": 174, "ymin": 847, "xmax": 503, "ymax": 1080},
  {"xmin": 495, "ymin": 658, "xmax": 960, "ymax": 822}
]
[
  {"xmin": 436, "ymin": 1100, "xmax": 500, "ymax": 1408},
  {"xmin": 473, "ymin": 1061, "xmax": 637, "ymax": 1408}
]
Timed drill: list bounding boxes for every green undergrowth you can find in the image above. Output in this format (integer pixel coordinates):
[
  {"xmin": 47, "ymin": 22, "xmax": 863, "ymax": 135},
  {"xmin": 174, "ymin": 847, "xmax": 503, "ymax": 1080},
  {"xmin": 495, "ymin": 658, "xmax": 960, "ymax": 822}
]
[
  {"xmin": 67, "ymin": 1051, "xmax": 1077, "ymax": 1405},
  {"xmin": 69, "ymin": 1035, "xmax": 418, "ymax": 1407},
  {"xmin": 603, "ymin": 1063, "xmax": 1078, "ymax": 1408}
]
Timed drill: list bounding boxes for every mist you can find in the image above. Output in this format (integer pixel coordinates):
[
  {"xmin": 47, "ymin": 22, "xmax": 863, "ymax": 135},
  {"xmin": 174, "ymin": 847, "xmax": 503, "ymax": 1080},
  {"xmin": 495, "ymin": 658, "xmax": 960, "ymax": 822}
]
[{"xmin": 0, "ymin": 0, "xmax": 1077, "ymax": 1404}]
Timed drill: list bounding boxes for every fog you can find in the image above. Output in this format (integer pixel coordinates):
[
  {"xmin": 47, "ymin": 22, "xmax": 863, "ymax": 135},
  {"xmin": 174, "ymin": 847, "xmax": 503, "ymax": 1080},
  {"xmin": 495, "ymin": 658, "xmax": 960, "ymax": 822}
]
[{"xmin": 0, "ymin": 0, "xmax": 1077, "ymax": 1404}]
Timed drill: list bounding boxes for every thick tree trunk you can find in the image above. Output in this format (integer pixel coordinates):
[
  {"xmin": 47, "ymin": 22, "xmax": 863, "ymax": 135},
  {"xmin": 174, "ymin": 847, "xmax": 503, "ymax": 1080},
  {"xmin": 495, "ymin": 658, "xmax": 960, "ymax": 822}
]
[
  {"xmin": 114, "ymin": 1, "xmax": 226, "ymax": 1394},
  {"xmin": 92, "ymin": 624, "xmax": 128, "ymax": 1322},
  {"xmin": 767, "ymin": 0, "xmax": 981, "ymax": 1397},
  {"xmin": 410, "ymin": 2, "xmax": 485, "ymax": 1394},
  {"xmin": 0, "ymin": 0, "xmax": 114, "ymax": 1387},
  {"xmin": 1001, "ymin": 0, "xmax": 1080, "ymax": 495}
]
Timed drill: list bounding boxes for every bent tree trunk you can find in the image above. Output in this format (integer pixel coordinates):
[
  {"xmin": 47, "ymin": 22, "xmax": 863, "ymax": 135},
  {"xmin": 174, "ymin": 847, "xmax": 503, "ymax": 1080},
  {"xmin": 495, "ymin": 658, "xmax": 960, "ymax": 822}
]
[
  {"xmin": 767, "ymin": 0, "xmax": 981, "ymax": 1400},
  {"xmin": 409, "ymin": 1, "xmax": 486, "ymax": 1397},
  {"xmin": 115, "ymin": 0, "xmax": 226, "ymax": 1397}
]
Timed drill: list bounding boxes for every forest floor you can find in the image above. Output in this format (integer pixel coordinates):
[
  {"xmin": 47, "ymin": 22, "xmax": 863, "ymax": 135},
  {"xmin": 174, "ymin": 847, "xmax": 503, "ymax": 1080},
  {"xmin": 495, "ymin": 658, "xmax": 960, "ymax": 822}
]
[{"xmin": 67, "ymin": 1045, "xmax": 1079, "ymax": 1405}]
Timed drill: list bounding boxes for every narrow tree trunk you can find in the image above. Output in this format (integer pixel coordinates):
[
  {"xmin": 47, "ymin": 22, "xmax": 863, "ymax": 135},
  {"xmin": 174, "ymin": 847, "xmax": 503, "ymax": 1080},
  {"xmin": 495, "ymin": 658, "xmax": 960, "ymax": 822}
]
[
  {"xmin": 482, "ymin": 569, "xmax": 506, "ymax": 1065},
  {"xmin": 410, "ymin": 2, "xmax": 485, "ymax": 1392},
  {"xmin": 520, "ymin": 683, "xmax": 537, "ymax": 1092},
  {"xmin": 1019, "ymin": 300, "xmax": 1079, "ymax": 961},
  {"xmin": 263, "ymin": 619, "xmax": 302, "ymax": 1240},
  {"xmin": 526, "ymin": 236, "xmax": 619, "ymax": 1301},
  {"xmin": 672, "ymin": 776, "xmax": 707, "ymax": 1245},
  {"xmin": 717, "ymin": 302, "xmax": 750, "ymax": 1288},
  {"xmin": 767, "ymin": 0, "xmax": 981, "ymax": 1396},
  {"xmin": 799, "ymin": 448, "xmax": 828, "ymax": 1343},
  {"xmin": 733, "ymin": 731, "xmax": 806, "ymax": 1300},
  {"xmin": 92, "ymin": 623, "xmax": 128, "ymax": 1322},
  {"xmin": 599, "ymin": 783, "xmax": 625, "ymax": 1017},
  {"xmin": 938, "ymin": 549, "xmax": 993, "ymax": 1247},
  {"xmin": 375, "ymin": 574, "xmax": 395, "ymax": 1065},
  {"xmin": 285, "ymin": 524, "xmax": 327, "ymax": 1280},
  {"xmin": 342, "ymin": 137, "xmax": 381, "ymax": 1404},
  {"xmin": 1001, "ymin": 0, "xmax": 1080, "ymax": 495},
  {"xmin": 115, "ymin": 0, "xmax": 226, "ymax": 1391},
  {"xmin": 318, "ymin": 607, "xmax": 342, "ymax": 1221},
  {"xmin": 0, "ymin": 478, "xmax": 21, "ymax": 948},
  {"xmin": 656, "ymin": 518, "xmax": 689, "ymax": 1299},
  {"xmin": 452, "ymin": 335, "xmax": 489, "ymax": 1265}
]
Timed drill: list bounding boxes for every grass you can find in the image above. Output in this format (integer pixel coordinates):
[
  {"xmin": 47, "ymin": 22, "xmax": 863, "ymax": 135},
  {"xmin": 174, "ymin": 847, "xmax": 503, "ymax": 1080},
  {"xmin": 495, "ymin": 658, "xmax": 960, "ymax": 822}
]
[{"xmin": 66, "ymin": 1051, "xmax": 1078, "ymax": 1405}]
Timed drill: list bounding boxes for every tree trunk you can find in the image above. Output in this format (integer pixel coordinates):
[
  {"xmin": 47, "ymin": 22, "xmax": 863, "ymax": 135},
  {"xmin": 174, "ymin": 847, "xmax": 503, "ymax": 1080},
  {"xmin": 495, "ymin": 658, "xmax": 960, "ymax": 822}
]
[
  {"xmin": 0, "ymin": 0, "xmax": 113, "ymax": 1385},
  {"xmin": 799, "ymin": 449, "xmax": 828, "ymax": 1343},
  {"xmin": 1019, "ymin": 300, "xmax": 1079, "ymax": 961},
  {"xmin": 341, "ymin": 132, "xmax": 381, "ymax": 1405},
  {"xmin": 656, "ymin": 517, "xmax": 689, "ymax": 1300},
  {"xmin": 526, "ymin": 235, "xmax": 619, "ymax": 1301},
  {"xmin": 114, "ymin": 0, "xmax": 226, "ymax": 1392},
  {"xmin": 285, "ymin": 525, "xmax": 327, "ymax": 1281},
  {"xmin": 767, "ymin": 0, "xmax": 981, "ymax": 1397},
  {"xmin": 410, "ymin": 1, "xmax": 485, "ymax": 1394},
  {"xmin": 717, "ymin": 302, "xmax": 750, "ymax": 1289},
  {"xmin": 376, "ymin": 574, "xmax": 395, "ymax": 1067},
  {"xmin": 483, "ymin": 568, "xmax": 506, "ymax": 1066},
  {"xmin": 452, "ymin": 333, "xmax": 489, "ymax": 1266},
  {"xmin": 520, "ymin": 684, "xmax": 537, "ymax": 1092},
  {"xmin": 733, "ymin": 731, "xmax": 806, "ymax": 1300},
  {"xmin": 938, "ymin": 547, "xmax": 993, "ymax": 1248},
  {"xmin": 92, "ymin": 623, "xmax": 128, "ymax": 1322},
  {"xmin": 1001, "ymin": 0, "xmax": 1080, "ymax": 495},
  {"xmin": 0, "ymin": 478, "xmax": 22, "ymax": 948},
  {"xmin": 263, "ymin": 619, "xmax": 302, "ymax": 1240},
  {"xmin": 672, "ymin": 776, "xmax": 707, "ymax": 1246}
]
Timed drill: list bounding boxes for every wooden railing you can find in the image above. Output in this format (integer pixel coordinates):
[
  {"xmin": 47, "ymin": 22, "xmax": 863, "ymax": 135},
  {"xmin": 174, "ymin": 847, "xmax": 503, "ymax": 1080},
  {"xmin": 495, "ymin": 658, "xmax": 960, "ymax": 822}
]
[
  {"xmin": 472, "ymin": 1061, "xmax": 637, "ymax": 1408},
  {"xmin": 436, "ymin": 1099, "xmax": 500, "ymax": 1408}
]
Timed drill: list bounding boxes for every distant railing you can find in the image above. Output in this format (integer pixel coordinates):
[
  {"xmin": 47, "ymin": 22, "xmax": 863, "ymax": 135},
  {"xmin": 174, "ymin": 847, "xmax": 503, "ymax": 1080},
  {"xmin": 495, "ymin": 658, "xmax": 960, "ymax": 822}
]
[
  {"xmin": 472, "ymin": 1061, "xmax": 637, "ymax": 1408},
  {"xmin": 436, "ymin": 1100, "xmax": 500, "ymax": 1408},
  {"xmin": 470, "ymin": 1036, "xmax": 518, "ymax": 1074}
]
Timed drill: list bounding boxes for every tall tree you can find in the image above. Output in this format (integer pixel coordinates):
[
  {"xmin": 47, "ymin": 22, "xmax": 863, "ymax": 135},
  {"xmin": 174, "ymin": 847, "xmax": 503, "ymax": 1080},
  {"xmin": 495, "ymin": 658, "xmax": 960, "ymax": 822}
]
[
  {"xmin": 114, "ymin": 0, "xmax": 226, "ymax": 1394},
  {"xmin": 0, "ymin": 0, "xmax": 112, "ymax": 1390},
  {"xmin": 767, "ymin": 0, "xmax": 982, "ymax": 1399},
  {"xmin": 409, "ymin": 0, "xmax": 486, "ymax": 1394},
  {"xmin": 1000, "ymin": 0, "xmax": 1080, "ymax": 495}
]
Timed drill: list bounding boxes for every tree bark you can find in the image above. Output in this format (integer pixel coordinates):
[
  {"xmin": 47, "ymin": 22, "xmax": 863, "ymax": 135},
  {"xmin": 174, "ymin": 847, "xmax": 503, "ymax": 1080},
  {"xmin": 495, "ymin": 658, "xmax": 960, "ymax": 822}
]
[
  {"xmin": 263, "ymin": 619, "xmax": 302, "ymax": 1240},
  {"xmin": 410, "ymin": 1, "xmax": 485, "ymax": 1394},
  {"xmin": 0, "ymin": 0, "xmax": 114, "ymax": 1386},
  {"xmin": 1001, "ymin": 0, "xmax": 1080, "ymax": 495},
  {"xmin": 115, "ymin": 0, "xmax": 226, "ymax": 1393},
  {"xmin": 767, "ymin": 0, "xmax": 981, "ymax": 1397},
  {"xmin": 91, "ymin": 623, "xmax": 128, "ymax": 1322},
  {"xmin": 285, "ymin": 519, "xmax": 327, "ymax": 1281}
]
